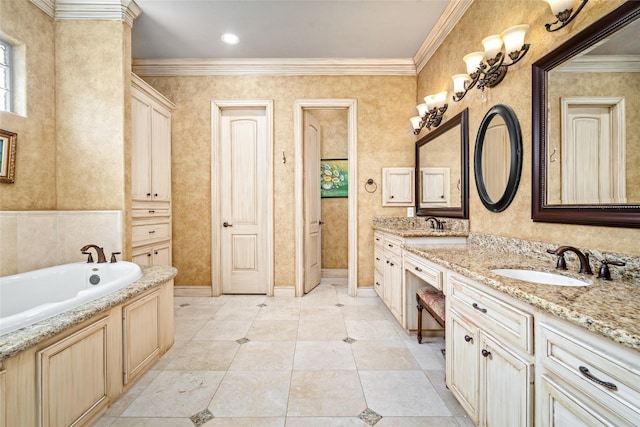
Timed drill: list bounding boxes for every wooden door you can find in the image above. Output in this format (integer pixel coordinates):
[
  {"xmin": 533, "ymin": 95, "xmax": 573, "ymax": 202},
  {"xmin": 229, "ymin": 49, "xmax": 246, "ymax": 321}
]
[
  {"xmin": 304, "ymin": 111, "xmax": 321, "ymax": 293},
  {"xmin": 220, "ymin": 109, "xmax": 269, "ymax": 294}
]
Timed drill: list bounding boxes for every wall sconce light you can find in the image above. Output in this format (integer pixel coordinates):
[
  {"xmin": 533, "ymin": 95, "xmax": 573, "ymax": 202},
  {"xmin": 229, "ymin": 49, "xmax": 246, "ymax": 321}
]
[
  {"xmin": 544, "ymin": 0, "xmax": 588, "ymax": 32},
  {"xmin": 452, "ymin": 25, "xmax": 530, "ymax": 102},
  {"xmin": 410, "ymin": 91, "xmax": 448, "ymax": 135}
]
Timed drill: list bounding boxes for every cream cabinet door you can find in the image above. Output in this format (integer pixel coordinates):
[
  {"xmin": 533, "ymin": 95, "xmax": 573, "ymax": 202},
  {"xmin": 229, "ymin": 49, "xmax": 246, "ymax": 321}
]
[
  {"xmin": 382, "ymin": 167, "xmax": 414, "ymax": 206},
  {"xmin": 447, "ymin": 310, "xmax": 480, "ymax": 424},
  {"xmin": 131, "ymin": 92, "xmax": 153, "ymax": 201},
  {"xmin": 150, "ymin": 106, "xmax": 172, "ymax": 202},
  {"xmin": 123, "ymin": 291, "xmax": 160, "ymax": 385}
]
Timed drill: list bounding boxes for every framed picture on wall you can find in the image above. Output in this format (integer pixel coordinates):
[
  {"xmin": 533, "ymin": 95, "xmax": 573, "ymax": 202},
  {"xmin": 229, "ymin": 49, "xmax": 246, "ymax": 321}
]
[
  {"xmin": 320, "ymin": 158, "xmax": 348, "ymax": 198},
  {"xmin": 0, "ymin": 129, "xmax": 17, "ymax": 184}
]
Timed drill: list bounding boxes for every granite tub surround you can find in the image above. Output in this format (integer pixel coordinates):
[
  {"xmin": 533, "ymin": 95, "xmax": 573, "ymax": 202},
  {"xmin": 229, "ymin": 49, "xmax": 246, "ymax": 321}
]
[
  {"xmin": 0, "ymin": 265, "xmax": 177, "ymax": 362},
  {"xmin": 404, "ymin": 234, "xmax": 640, "ymax": 351},
  {"xmin": 373, "ymin": 216, "xmax": 469, "ymax": 237}
]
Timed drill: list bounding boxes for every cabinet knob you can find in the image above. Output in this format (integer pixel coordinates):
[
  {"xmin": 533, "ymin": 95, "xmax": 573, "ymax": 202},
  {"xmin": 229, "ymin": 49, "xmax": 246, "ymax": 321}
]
[
  {"xmin": 147, "ymin": 253, "xmax": 152, "ymax": 257},
  {"xmin": 464, "ymin": 335, "xmax": 472, "ymax": 342},
  {"xmin": 154, "ymin": 193, "xmax": 158, "ymax": 197},
  {"xmin": 415, "ymin": 266, "xmax": 423, "ymax": 272},
  {"xmin": 390, "ymin": 262, "xmax": 395, "ymax": 267},
  {"xmin": 146, "ymin": 193, "xmax": 151, "ymax": 197},
  {"xmin": 481, "ymin": 349, "xmax": 491, "ymax": 358},
  {"xmin": 154, "ymin": 251, "xmax": 158, "ymax": 255}
]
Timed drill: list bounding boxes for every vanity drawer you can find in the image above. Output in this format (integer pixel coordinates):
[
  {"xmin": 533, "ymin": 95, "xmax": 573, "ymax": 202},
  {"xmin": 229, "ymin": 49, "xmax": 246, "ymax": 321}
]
[
  {"xmin": 383, "ymin": 235, "xmax": 403, "ymax": 257},
  {"xmin": 132, "ymin": 221, "xmax": 171, "ymax": 245},
  {"xmin": 404, "ymin": 251, "xmax": 443, "ymax": 291},
  {"xmin": 374, "ymin": 247, "xmax": 384, "ymax": 276},
  {"xmin": 538, "ymin": 321, "xmax": 640, "ymax": 423},
  {"xmin": 449, "ymin": 274, "xmax": 533, "ymax": 354},
  {"xmin": 374, "ymin": 232, "xmax": 384, "ymax": 249}
]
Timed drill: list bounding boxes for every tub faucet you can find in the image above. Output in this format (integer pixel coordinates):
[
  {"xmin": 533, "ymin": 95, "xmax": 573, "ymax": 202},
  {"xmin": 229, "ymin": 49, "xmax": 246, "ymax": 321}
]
[
  {"xmin": 547, "ymin": 246, "xmax": 593, "ymax": 275},
  {"xmin": 81, "ymin": 244, "xmax": 107, "ymax": 263},
  {"xmin": 424, "ymin": 216, "xmax": 444, "ymax": 231}
]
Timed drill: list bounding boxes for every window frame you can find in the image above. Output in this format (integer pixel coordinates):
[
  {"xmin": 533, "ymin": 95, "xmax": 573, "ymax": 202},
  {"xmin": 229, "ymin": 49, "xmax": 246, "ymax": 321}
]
[{"xmin": 0, "ymin": 38, "xmax": 14, "ymax": 113}]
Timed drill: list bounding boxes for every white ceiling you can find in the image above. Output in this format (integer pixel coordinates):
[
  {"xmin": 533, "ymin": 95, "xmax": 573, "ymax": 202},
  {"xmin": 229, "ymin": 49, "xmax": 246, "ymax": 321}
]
[{"xmin": 131, "ymin": 0, "xmax": 453, "ymax": 61}]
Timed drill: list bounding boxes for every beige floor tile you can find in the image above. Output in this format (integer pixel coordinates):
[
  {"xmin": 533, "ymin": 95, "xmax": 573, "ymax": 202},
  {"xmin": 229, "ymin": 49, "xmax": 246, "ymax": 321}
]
[
  {"xmin": 287, "ymin": 371, "xmax": 366, "ymax": 417},
  {"xmin": 359, "ymin": 370, "xmax": 451, "ymax": 417},
  {"xmin": 229, "ymin": 341, "xmax": 296, "ymax": 371},
  {"xmin": 247, "ymin": 320, "xmax": 299, "ymax": 341},
  {"xmin": 344, "ymin": 319, "xmax": 403, "ymax": 340},
  {"xmin": 104, "ymin": 369, "xmax": 161, "ymax": 417},
  {"xmin": 293, "ymin": 341, "xmax": 356, "ymax": 370},
  {"xmin": 299, "ymin": 305, "xmax": 343, "ymax": 320},
  {"xmin": 285, "ymin": 417, "xmax": 368, "ymax": 426},
  {"xmin": 375, "ymin": 416, "xmax": 462, "ymax": 426},
  {"xmin": 297, "ymin": 318, "xmax": 347, "ymax": 341},
  {"xmin": 174, "ymin": 317, "xmax": 209, "ymax": 340},
  {"xmin": 255, "ymin": 304, "xmax": 301, "ymax": 320},
  {"xmin": 351, "ymin": 340, "xmax": 419, "ymax": 370},
  {"xmin": 213, "ymin": 304, "xmax": 261, "ymax": 321},
  {"xmin": 110, "ymin": 418, "xmax": 194, "ymax": 426},
  {"xmin": 341, "ymin": 305, "xmax": 394, "ymax": 321},
  {"xmin": 423, "ymin": 370, "xmax": 469, "ymax": 417},
  {"xmin": 166, "ymin": 340, "xmax": 240, "ymax": 371},
  {"xmin": 192, "ymin": 319, "xmax": 253, "ymax": 341},
  {"xmin": 204, "ymin": 418, "xmax": 285, "ymax": 427},
  {"xmin": 208, "ymin": 371, "xmax": 291, "ymax": 417},
  {"xmin": 122, "ymin": 371, "xmax": 225, "ymax": 418},
  {"xmin": 404, "ymin": 338, "xmax": 446, "ymax": 370}
]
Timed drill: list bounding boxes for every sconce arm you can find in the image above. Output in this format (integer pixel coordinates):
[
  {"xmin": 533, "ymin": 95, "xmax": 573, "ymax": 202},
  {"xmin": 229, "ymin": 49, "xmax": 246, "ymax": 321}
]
[{"xmin": 545, "ymin": 0, "xmax": 589, "ymax": 32}]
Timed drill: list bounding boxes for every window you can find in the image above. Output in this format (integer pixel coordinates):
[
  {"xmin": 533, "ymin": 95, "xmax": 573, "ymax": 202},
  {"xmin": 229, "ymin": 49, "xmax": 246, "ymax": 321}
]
[{"xmin": 0, "ymin": 39, "xmax": 13, "ymax": 112}]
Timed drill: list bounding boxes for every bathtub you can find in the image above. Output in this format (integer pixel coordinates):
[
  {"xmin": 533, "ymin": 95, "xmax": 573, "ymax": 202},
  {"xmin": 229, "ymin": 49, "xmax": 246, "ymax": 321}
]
[{"xmin": 0, "ymin": 261, "xmax": 143, "ymax": 336}]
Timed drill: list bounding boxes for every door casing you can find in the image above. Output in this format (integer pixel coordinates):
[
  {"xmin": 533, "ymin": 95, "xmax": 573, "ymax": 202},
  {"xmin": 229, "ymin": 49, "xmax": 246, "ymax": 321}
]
[
  {"xmin": 294, "ymin": 99, "xmax": 358, "ymax": 297},
  {"xmin": 211, "ymin": 100, "xmax": 274, "ymax": 296}
]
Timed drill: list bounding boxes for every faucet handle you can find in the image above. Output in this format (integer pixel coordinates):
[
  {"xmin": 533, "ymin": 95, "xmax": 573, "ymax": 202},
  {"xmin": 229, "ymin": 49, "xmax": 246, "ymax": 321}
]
[
  {"xmin": 81, "ymin": 251, "xmax": 94, "ymax": 263},
  {"xmin": 110, "ymin": 252, "xmax": 121, "ymax": 263},
  {"xmin": 547, "ymin": 248, "xmax": 567, "ymax": 270},
  {"xmin": 597, "ymin": 258, "xmax": 626, "ymax": 280}
]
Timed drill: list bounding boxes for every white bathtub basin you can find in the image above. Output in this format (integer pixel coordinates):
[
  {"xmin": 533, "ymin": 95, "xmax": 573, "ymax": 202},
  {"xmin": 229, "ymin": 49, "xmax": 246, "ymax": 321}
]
[{"xmin": 490, "ymin": 269, "xmax": 590, "ymax": 286}]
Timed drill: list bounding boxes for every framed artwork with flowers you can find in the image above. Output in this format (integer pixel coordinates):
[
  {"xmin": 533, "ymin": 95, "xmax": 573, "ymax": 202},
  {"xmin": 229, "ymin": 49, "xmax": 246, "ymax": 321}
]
[{"xmin": 320, "ymin": 158, "xmax": 348, "ymax": 198}]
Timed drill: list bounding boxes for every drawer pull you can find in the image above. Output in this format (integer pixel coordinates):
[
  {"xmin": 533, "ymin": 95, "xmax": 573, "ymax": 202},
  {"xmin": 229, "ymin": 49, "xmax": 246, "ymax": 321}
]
[
  {"xmin": 388, "ymin": 244, "xmax": 394, "ymax": 248},
  {"xmin": 148, "ymin": 210, "xmax": 155, "ymax": 213},
  {"xmin": 579, "ymin": 366, "xmax": 618, "ymax": 391},
  {"xmin": 472, "ymin": 302, "xmax": 487, "ymax": 313},
  {"xmin": 376, "ymin": 257, "xmax": 380, "ymax": 261},
  {"xmin": 375, "ymin": 238, "xmax": 380, "ymax": 241},
  {"xmin": 149, "ymin": 230, "xmax": 156, "ymax": 234},
  {"xmin": 375, "ymin": 282, "xmax": 381, "ymax": 286},
  {"xmin": 415, "ymin": 266, "xmax": 423, "ymax": 272},
  {"xmin": 481, "ymin": 349, "xmax": 491, "ymax": 358},
  {"xmin": 464, "ymin": 335, "xmax": 473, "ymax": 343}
]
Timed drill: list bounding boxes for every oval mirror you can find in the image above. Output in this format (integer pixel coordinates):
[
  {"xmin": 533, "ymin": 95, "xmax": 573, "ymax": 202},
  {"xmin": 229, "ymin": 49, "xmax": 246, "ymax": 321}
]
[{"xmin": 474, "ymin": 104, "xmax": 522, "ymax": 212}]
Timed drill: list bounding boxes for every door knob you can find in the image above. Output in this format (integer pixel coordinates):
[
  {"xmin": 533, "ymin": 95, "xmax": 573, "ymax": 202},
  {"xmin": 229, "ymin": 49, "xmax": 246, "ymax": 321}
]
[{"xmin": 223, "ymin": 222, "xmax": 233, "ymax": 227}]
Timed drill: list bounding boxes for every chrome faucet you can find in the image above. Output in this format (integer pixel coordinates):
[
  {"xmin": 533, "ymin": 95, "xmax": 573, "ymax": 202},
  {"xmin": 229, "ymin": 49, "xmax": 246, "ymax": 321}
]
[
  {"xmin": 547, "ymin": 246, "xmax": 593, "ymax": 275},
  {"xmin": 81, "ymin": 244, "xmax": 108, "ymax": 263},
  {"xmin": 424, "ymin": 216, "xmax": 445, "ymax": 231}
]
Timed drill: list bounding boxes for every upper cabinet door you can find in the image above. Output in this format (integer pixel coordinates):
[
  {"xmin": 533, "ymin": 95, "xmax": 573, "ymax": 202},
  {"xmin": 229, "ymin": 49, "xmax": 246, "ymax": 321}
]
[
  {"xmin": 382, "ymin": 167, "xmax": 414, "ymax": 206},
  {"xmin": 150, "ymin": 107, "xmax": 172, "ymax": 202},
  {"xmin": 131, "ymin": 93, "xmax": 153, "ymax": 202}
]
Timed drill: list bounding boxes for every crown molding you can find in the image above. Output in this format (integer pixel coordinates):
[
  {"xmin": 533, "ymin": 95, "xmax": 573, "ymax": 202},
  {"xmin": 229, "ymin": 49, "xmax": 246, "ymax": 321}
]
[
  {"xmin": 132, "ymin": 58, "xmax": 417, "ymax": 77},
  {"xmin": 30, "ymin": 0, "xmax": 142, "ymax": 26},
  {"xmin": 30, "ymin": 0, "xmax": 55, "ymax": 17},
  {"xmin": 413, "ymin": 0, "xmax": 474, "ymax": 74},
  {"xmin": 555, "ymin": 55, "xmax": 640, "ymax": 73}
]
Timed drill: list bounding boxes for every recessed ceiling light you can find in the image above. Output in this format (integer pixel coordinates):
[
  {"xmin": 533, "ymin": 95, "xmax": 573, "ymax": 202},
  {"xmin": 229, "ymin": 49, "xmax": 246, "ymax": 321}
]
[{"xmin": 221, "ymin": 33, "xmax": 240, "ymax": 45}]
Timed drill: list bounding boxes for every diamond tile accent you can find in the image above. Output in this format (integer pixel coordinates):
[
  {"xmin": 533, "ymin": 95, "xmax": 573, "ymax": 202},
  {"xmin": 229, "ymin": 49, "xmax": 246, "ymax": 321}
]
[
  {"xmin": 343, "ymin": 337, "xmax": 357, "ymax": 344},
  {"xmin": 335, "ymin": 303, "xmax": 345, "ymax": 307},
  {"xmin": 257, "ymin": 303, "xmax": 268, "ymax": 307},
  {"xmin": 190, "ymin": 408, "xmax": 214, "ymax": 426},
  {"xmin": 358, "ymin": 408, "xmax": 383, "ymax": 426},
  {"xmin": 236, "ymin": 337, "xmax": 250, "ymax": 344}
]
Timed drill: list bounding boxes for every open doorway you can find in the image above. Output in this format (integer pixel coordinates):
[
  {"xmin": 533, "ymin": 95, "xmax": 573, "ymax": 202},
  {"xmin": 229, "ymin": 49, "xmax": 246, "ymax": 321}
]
[{"xmin": 294, "ymin": 99, "xmax": 358, "ymax": 297}]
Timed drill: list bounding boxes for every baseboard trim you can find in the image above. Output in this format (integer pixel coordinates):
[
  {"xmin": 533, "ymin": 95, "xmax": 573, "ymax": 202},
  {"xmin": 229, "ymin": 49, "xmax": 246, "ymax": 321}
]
[
  {"xmin": 174, "ymin": 286, "xmax": 213, "ymax": 297},
  {"xmin": 273, "ymin": 286, "xmax": 296, "ymax": 298},
  {"xmin": 356, "ymin": 286, "xmax": 377, "ymax": 297},
  {"xmin": 321, "ymin": 268, "xmax": 348, "ymax": 278}
]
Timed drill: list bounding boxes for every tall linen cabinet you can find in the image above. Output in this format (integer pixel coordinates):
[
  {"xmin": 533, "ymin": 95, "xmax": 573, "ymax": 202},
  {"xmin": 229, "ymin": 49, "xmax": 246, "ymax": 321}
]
[{"xmin": 131, "ymin": 74, "xmax": 175, "ymax": 266}]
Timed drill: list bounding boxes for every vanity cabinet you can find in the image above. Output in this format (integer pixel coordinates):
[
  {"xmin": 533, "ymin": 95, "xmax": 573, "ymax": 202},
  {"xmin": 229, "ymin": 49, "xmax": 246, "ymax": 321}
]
[
  {"xmin": 131, "ymin": 74, "xmax": 175, "ymax": 266},
  {"xmin": 536, "ymin": 317, "xmax": 640, "ymax": 426},
  {"xmin": 447, "ymin": 273, "xmax": 534, "ymax": 427},
  {"xmin": 0, "ymin": 370, "xmax": 5, "ymax": 427},
  {"xmin": 374, "ymin": 231, "xmax": 403, "ymax": 322},
  {"xmin": 382, "ymin": 167, "xmax": 414, "ymax": 207},
  {"xmin": 123, "ymin": 290, "xmax": 160, "ymax": 385}
]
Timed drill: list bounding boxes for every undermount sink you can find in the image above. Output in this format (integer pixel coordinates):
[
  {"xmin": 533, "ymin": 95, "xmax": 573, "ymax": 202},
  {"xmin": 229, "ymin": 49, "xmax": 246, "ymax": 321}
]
[{"xmin": 490, "ymin": 269, "xmax": 590, "ymax": 287}]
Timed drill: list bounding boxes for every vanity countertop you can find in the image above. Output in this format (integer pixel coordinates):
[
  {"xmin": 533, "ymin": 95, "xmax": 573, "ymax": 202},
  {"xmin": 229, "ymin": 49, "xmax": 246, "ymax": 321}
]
[
  {"xmin": 374, "ymin": 226, "xmax": 469, "ymax": 238},
  {"xmin": 0, "ymin": 265, "xmax": 177, "ymax": 363},
  {"xmin": 405, "ymin": 244, "xmax": 640, "ymax": 352}
]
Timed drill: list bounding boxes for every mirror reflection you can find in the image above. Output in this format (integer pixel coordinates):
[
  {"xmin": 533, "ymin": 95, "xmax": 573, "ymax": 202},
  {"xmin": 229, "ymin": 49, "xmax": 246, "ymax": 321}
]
[
  {"xmin": 481, "ymin": 115, "xmax": 510, "ymax": 203},
  {"xmin": 546, "ymin": 12, "xmax": 640, "ymax": 206},
  {"xmin": 415, "ymin": 108, "xmax": 469, "ymax": 219}
]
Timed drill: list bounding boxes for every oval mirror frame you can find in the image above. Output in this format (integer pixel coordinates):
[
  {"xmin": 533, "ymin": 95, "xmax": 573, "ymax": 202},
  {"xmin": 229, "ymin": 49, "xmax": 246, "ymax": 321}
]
[
  {"xmin": 532, "ymin": 2, "xmax": 640, "ymax": 227},
  {"xmin": 475, "ymin": 104, "xmax": 523, "ymax": 212}
]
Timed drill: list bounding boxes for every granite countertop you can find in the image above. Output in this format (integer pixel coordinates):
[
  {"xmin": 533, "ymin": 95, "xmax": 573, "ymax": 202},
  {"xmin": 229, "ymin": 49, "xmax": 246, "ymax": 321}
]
[
  {"xmin": 0, "ymin": 265, "xmax": 177, "ymax": 363},
  {"xmin": 374, "ymin": 226, "xmax": 469, "ymax": 238},
  {"xmin": 404, "ymin": 244, "xmax": 640, "ymax": 352}
]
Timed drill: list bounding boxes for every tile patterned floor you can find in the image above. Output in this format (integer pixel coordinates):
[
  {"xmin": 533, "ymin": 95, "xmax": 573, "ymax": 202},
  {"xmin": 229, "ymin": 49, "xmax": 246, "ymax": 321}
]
[{"xmin": 94, "ymin": 281, "xmax": 474, "ymax": 426}]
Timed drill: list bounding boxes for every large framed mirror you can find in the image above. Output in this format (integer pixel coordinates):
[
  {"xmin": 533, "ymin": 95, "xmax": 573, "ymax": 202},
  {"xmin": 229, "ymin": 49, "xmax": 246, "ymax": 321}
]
[
  {"xmin": 415, "ymin": 108, "xmax": 469, "ymax": 218},
  {"xmin": 475, "ymin": 104, "xmax": 523, "ymax": 213},
  {"xmin": 532, "ymin": 2, "xmax": 640, "ymax": 227}
]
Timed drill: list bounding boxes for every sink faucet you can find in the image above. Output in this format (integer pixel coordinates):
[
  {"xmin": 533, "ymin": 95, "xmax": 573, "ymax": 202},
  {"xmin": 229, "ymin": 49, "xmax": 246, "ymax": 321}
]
[
  {"xmin": 547, "ymin": 246, "xmax": 593, "ymax": 275},
  {"xmin": 424, "ymin": 216, "xmax": 445, "ymax": 231},
  {"xmin": 81, "ymin": 244, "xmax": 107, "ymax": 263}
]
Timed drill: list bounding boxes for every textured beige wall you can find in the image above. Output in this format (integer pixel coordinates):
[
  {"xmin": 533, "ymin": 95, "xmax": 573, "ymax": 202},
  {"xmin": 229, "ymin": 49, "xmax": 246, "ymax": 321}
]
[
  {"xmin": 55, "ymin": 20, "xmax": 128, "ymax": 211},
  {"xmin": 143, "ymin": 75, "xmax": 416, "ymax": 286},
  {"xmin": 547, "ymin": 71, "xmax": 640, "ymax": 204},
  {"xmin": 417, "ymin": 0, "xmax": 640, "ymax": 255},
  {"xmin": 0, "ymin": 0, "xmax": 56, "ymax": 210},
  {"xmin": 311, "ymin": 109, "xmax": 349, "ymax": 270}
]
